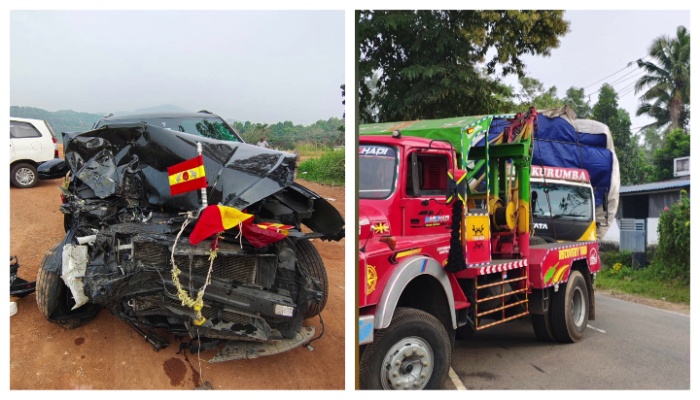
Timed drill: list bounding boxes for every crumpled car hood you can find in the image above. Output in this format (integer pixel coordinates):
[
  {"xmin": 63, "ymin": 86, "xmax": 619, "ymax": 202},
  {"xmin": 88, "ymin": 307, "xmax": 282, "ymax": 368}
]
[
  {"xmin": 63, "ymin": 122, "xmax": 298, "ymax": 210},
  {"xmin": 62, "ymin": 122, "xmax": 344, "ymax": 240}
]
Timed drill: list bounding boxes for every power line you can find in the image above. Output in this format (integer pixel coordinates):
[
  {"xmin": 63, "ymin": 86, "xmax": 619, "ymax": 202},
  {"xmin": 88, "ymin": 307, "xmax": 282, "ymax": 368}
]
[
  {"xmin": 617, "ymin": 79, "xmax": 641, "ymax": 96},
  {"xmin": 608, "ymin": 69, "xmax": 645, "ymax": 87},
  {"xmin": 585, "ymin": 68, "xmax": 646, "ymax": 99},
  {"xmin": 581, "ymin": 56, "xmax": 648, "ymax": 90}
]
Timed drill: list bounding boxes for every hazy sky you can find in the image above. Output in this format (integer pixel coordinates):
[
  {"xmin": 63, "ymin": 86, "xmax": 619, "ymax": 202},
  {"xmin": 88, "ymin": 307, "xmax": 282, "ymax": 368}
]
[
  {"xmin": 8, "ymin": 8, "xmax": 691, "ymax": 130},
  {"xmin": 503, "ymin": 9, "xmax": 690, "ymax": 131},
  {"xmin": 10, "ymin": 10, "xmax": 345, "ymax": 125}
]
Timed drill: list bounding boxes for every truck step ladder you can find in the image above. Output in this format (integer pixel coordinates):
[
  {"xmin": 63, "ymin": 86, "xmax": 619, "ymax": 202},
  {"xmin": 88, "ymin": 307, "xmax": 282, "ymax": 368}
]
[{"xmin": 456, "ymin": 258, "xmax": 530, "ymax": 330}]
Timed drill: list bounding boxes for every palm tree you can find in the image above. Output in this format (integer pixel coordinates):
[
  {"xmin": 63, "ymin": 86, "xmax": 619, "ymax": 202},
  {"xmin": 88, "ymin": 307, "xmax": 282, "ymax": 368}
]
[{"xmin": 635, "ymin": 25, "xmax": 690, "ymax": 132}]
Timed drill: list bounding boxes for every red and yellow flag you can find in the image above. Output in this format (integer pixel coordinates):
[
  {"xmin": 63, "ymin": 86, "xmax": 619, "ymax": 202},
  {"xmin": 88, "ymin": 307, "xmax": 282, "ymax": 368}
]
[
  {"xmin": 168, "ymin": 155, "xmax": 207, "ymax": 196},
  {"xmin": 254, "ymin": 222, "xmax": 294, "ymax": 234},
  {"xmin": 241, "ymin": 223, "xmax": 289, "ymax": 248},
  {"xmin": 189, "ymin": 205, "xmax": 253, "ymax": 245},
  {"xmin": 189, "ymin": 205, "xmax": 296, "ymax": 248},
  {"xmin": 239, "ymin": 222, "xmax": 295, "ymax": 248}
]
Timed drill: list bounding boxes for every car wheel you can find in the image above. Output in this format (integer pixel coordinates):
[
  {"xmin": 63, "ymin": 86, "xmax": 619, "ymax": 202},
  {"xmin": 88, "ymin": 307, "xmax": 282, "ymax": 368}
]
[
  {"xmin": 11, "ymin": 163, "xmax": 38, "ymax": 188},
  {"xmin": 297, "ymin": 239, "xmax": 329, "ymax": 319},
  {"xmin": 36, "ymin": 241, "xmax": 101, "ymax": 329}
]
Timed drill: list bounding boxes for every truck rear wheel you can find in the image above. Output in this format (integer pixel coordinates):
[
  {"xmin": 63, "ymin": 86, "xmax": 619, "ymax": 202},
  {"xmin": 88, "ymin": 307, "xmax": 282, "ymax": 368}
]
[
  {"xmin": 359, "ymin": 307, "xmax": 451, "ymax": 390},
  {"xmin": 550, "ymin": 270, "xmax": 589, "ymax": 342},
  {"xmin": 531, "ymin": 313, "xmax": 556, "ymax": 342},
  {"xmin": 530, "ymin": 289, "xmax": 556, "ymax": 342}
]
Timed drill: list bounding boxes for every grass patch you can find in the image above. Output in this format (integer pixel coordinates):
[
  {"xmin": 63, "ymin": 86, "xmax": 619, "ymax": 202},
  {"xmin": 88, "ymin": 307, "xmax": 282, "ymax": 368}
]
[
  {"xmin": 596, "ymin": 251, "xmax": 690, "ymax": 304},
  {"xmin": 296, "ymin": 143, "xmax": 339, "ymax": 159},
  {"xmin": 297, "ymin": 149, "xmax": 344, "ymax": 186}
]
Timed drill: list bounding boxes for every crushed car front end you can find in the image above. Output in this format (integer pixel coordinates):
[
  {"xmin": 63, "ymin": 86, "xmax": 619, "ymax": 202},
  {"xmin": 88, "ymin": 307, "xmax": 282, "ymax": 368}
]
[{"xmin": 37, "ymin": 122, "xmax": 344, "ymax": 359}]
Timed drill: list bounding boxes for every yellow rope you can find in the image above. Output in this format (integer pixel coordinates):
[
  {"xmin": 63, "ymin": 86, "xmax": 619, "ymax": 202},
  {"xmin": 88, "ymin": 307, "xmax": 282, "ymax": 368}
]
[{"xmin": 170, "ymin": 215, "xmax": 218, "ymax": 326}]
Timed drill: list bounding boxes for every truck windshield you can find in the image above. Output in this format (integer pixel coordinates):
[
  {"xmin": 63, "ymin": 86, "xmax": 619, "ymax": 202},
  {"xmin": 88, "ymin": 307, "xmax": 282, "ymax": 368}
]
[
  {"xmin": 531, "ymin": 182, "xmax": 593, "ymax": 220},
  {"xmin": 359, "ymin": 144, "xmax": 397, "ymax": 199}
]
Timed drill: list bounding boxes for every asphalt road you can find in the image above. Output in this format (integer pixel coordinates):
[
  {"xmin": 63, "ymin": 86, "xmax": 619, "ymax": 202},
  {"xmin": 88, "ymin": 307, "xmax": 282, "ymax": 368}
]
[{"xmin": 448, "ymin": 293, "xmax": 690, "ymax": 390}]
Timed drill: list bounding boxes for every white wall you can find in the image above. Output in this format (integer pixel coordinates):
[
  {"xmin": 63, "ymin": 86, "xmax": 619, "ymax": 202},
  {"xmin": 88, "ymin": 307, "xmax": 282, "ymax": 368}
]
[
  {"xmin": 602, "ymin": 219, "xmax": 620, "ymax": 243},
  {"xmin": 601, "ymin": 218, "xmax": 659, "ymax": 245},
  {"xmin": 646, "ymin": 218, "xmax": 659, "ymax": 245}
]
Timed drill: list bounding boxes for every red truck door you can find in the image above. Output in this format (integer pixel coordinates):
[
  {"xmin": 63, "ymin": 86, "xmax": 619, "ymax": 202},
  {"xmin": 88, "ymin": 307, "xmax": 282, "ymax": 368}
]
[{"xmin": 400, "ymin": 150, "xmax": 454, "ymax": 239}]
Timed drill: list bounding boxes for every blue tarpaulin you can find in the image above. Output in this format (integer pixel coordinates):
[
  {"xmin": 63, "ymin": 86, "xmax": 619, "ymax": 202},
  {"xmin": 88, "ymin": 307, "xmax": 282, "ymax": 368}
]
[{"xmin": 490, "ymin": 114, "xmax": 615, "ymax": 208}]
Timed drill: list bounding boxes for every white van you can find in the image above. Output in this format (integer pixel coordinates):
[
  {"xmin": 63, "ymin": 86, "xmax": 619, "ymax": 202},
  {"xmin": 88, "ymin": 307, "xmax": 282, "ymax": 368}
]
[{"xmin": 10, "ymin": 117, "xmax": 59, "ymax": 188}]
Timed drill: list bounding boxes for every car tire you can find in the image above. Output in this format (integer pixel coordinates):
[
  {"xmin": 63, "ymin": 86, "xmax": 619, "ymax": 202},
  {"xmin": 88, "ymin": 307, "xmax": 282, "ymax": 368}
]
[
  {"xmin": 297, "ymin": 239, "xmax": 329, "ymax": 319},
  {"xmin": 36, "ymin": 241, "xmax": 101, "ymax": 329},
  {"xmin": 11, "ymin": 163, "xmax": 38, "ymax": 188}
]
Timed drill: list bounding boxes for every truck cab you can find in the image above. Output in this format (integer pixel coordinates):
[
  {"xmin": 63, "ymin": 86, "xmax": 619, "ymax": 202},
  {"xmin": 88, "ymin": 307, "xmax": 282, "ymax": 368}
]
[
  {"xmin": 359, "ymin": 135, "xmax": 460, "ymax": 390},
  {"xmin": 530, "ymin": 165, "xmax": 597, "ymax": 242}
]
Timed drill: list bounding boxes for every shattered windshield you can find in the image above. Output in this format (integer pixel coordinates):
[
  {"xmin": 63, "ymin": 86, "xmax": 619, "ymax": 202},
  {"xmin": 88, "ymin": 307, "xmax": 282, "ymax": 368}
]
[{"xmin": 359, "ymin": 144, "xmax": 397, "ymax": 199}]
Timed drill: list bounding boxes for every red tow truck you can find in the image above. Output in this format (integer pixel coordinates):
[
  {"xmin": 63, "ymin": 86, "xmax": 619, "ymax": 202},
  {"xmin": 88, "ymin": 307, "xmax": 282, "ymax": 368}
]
[{"xmin": 358, "ymin": 109, "xmax": 601, "ymax": 389}]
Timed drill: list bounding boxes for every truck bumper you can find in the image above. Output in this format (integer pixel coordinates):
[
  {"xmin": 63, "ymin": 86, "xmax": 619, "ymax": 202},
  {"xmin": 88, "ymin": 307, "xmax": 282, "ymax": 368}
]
[{"xmin": 359, "ymin": 315, "xmax": 374, "ymax": 345}]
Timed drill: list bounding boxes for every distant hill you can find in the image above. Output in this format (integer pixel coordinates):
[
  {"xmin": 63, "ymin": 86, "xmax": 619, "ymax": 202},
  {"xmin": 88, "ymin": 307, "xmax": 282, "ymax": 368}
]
[
  {"xmin": 10, "ymin": 106, "xmax": 103, "ymax": 135},
  {"xmin": 10, "ymin": 106, "xmax": 345, "ymax": 149},
  {"xmin": 10, "ymin": 105, "xmax": 188, "ymax": 134}
]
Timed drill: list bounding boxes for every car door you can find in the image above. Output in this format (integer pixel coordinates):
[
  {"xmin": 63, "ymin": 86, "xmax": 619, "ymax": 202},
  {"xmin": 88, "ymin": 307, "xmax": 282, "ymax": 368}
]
[{"xmin": 10, "ymin": 120, "xmax": 44, "ymax": 164}]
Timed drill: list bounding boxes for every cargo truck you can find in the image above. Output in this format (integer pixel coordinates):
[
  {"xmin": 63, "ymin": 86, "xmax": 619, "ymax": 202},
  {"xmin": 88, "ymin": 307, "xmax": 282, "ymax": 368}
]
[{"xmin": 358, "ymin": 108, "xmax": 611, "ymax": 389}]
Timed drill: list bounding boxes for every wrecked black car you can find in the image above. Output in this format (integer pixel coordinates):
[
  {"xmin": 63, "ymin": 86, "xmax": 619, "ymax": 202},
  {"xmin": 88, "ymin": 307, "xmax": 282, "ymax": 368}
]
[{"xmin": 35, "ymin": 121, "xmax": 344, "ymax": 362}]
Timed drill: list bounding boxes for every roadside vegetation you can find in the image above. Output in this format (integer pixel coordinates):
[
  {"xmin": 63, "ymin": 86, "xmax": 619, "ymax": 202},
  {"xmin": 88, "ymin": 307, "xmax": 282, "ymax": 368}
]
[
  {"xmin": 596, "ymin": 191, "xmax": 690, "ymax": 304},
  {"xmin": 297, "ymin": 147, "xmax": 345, "ymax": 186}
]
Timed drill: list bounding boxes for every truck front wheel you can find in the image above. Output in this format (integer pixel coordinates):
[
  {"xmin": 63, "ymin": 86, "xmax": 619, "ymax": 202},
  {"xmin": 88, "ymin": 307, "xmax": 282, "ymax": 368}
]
[
  {"xmin": 550, "ymin": 270, "xmax": 589, "ymax": 342},
  {"xmin": 359, "ymin": 307, "xmax": 451, "ymax": 390}
]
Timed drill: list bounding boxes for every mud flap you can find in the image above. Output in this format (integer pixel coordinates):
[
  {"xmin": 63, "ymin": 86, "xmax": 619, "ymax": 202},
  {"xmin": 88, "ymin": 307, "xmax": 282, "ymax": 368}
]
[{"xmin": 209, "ymin": 326, "xmax": 315, "ymax": 362}]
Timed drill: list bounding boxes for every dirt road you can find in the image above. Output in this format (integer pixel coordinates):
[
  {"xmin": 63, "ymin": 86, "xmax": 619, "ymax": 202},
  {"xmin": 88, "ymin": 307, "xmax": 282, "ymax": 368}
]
[{"xmin": 9, "ymin": 177, "xmax": 346, "ymax": 390}]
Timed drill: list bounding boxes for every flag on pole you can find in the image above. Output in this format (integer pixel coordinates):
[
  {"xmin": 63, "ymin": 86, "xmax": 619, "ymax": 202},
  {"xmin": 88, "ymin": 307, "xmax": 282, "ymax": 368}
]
[
  {"xmin": 189, "ymin": 205, "xmax": 253, "ymax": 245},
  {"xmin": 168, "ymin": 155, "xmax": 207, "ymax": 196}
]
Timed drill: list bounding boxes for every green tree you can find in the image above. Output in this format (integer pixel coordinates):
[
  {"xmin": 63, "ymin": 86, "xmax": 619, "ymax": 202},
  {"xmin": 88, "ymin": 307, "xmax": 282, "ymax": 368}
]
[
  {"xmin": 593, "ymin": 84, "xmax": 648, "ymax": 184},
  {"xmin": 635, "ymin": 25, "xmax": 690, "ymax": 132},
  {"xmin": 513, "ymin": 77, "xmax": 562, "ymax": 111},
  {"xmin": 240, "ymin": 123, "xmax": 273, "ymax": 147},
  {"xmin": 339, "ymin": 84, "xmax": 345, "ymax": 134},
  {"xmin": 640, "ymin": 126, "xmax": 664, "ymax": 160},
  {"xmin": 357, "ymin": 10, "xmax": 570, "ymax": 122},
  {"xmin": 562, "ymin": 87, "xmax": 592, "ymax": 118},
  {"xmin": 651, "ymin": 128, "xmax": 690, "ymax": 181},
  {"xmin": 654, "ymin": 189, "xmax": 690, "ymax": 284}
]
